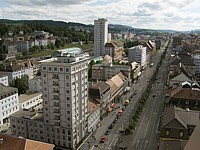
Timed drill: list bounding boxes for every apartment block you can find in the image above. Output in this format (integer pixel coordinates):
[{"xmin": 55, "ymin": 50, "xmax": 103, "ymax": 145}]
[
  {"xmin": 0, "ymin": 84, "xmax": 19, "ymax": 125},
  {"xmin": 128, "ymin": 45, "xmax": 147, "ymax": 68}
]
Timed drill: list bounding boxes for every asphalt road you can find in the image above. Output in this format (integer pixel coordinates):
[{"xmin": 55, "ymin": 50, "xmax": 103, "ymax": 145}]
[
  {"xmin": 95, "ymin": 44, "xmax": 168, "ymax": 150},
  {"xmin": 128, "ymin": 42, "xmax": 171, "ymax": 150},
  {"xmin": 79, "ymin": 41, "xmax": 170, "ymax": 150}
]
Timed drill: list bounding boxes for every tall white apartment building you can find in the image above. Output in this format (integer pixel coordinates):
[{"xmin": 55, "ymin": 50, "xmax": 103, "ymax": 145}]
[
  {"xmin": 10, "ymin": 53, "xmax": 90, "ymax": 150},
  {"xmin": 128, "ymin": 45, "xmax": 147, "ymax": 67},
  {"xmin": 94, "ymin": 18, "xmax": 108, "ymax": 57},
  {"xmin": 41, "ymin": 53, "xmax": 89, "ymax": 148}
]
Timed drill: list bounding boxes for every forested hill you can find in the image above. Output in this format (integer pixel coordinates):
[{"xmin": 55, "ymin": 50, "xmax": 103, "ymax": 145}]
[{"xmin": 0, "ymin": 19, "xmax": 131, "ymax": 34}]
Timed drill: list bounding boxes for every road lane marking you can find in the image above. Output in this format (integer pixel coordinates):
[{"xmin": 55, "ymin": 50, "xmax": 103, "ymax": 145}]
[
  {"xmin": 136, "ymin": 139, "xmax": 140, "ymax": 148},
  {"xmin": 108, "ymin": 135, "xmax": 118, "ymax": 148},
  {"xmin": 144, "ymin": 140, "xmax": 148, "ymax": 149}
]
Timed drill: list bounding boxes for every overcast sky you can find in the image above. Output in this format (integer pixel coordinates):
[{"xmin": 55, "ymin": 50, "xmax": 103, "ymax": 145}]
[{"xmin": 0, "ymin": 0, "xmax": 199, "ymax": 31}]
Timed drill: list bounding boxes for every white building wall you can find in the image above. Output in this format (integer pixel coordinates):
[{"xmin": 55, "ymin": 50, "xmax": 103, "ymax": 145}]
[
  {"xmin": 19, "ymin": 93, "xmax": 42, "ymax": 110},
  {"xmin": 94, "ymin": 18, "xmax": 108, "ymax": 57},
  {"xmin": 128, "ymin": 45, "xmax": 147, "ymax": 67},
  {"xmin": 0, "ymin": 93, "xmax": 19, "ymax": 125},
  {"xmin": 0, "ymin": 75, "xmax": 9, "ymax": 86},
  {"xmin": 6, "ymin": 67, "xmax": 34, "ymax": 82},
  {"xmin": 41, "ymin": 54, "xmax": 89, "ymax": 149},
  {"xmin": 193, "ymin": 55, "xmax": 200, "ymax": 74}
]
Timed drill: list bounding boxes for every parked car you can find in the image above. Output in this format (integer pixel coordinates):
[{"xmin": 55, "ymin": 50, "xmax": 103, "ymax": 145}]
[
  {"xmin": 152, "ymin": 94, "xmax": 156, "ymax": 97},
  {"xmin": 109, "ymin": 124, "xmax": 114, "ymax": 129},
  {"xmin": 105, "ymin": 130, "xmax": 110, "ymax": 135},
  {"xmin": 100, "ymin": 136, "xmax": 106, "ymax": 143}
]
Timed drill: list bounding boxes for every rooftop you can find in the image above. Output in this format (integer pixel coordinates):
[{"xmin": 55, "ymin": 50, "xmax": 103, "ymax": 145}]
[
  {"xmin": 0, "ymin": 72, "xmax": 8, "ymax": 78},
  {"xmin": 162, "ymin": 106, "xmax": 200, "ymax": 129},
  {"xmin": 0, "ymin": 84, "xmax": 18, "ymax": 98},
  {"xmin": 184, "ymin": 120, "xmax": 200, "ymax": 150},
  {"xmin": 11, "ymin": 109, "xmax": 43, "ymax": 122},
  {"xmin": 88, "ymin": 96, "xmax": 100, "ymax": 115},
  {"xmin": 19, "ymin": 92, "xmax": 42, "ymax": 103},
  {"xmin": 0, "ymin": 134, "xmax": 54, "ymax": 150}
]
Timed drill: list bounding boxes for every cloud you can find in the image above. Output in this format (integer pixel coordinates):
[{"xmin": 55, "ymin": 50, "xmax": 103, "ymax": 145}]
[
  {"xmin": 0, "ymin": 0, "xmax": 199, "ymax": 31},
  {"xmin": 4, "ymin": 0, "xmax": 96, "ymax": 6}
]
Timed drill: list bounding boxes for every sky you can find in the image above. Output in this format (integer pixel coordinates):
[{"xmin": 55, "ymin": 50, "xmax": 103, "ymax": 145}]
[{"xmin": 0, "ymin": 0, "xmax": 200, "ymax": 31}]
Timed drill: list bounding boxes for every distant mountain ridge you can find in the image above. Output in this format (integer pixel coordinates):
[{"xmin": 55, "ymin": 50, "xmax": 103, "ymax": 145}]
[{"xmin": 0, "ymin": 19, "xmax": 198, "ymax": 33}]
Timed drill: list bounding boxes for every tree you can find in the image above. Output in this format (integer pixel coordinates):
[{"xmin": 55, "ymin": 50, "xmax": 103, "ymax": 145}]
[
  {"xmin": 88, "ymin": 60, "xmax": 95, "ymax": 79},
  {"xmin": 0, "ymin": 64, "xmax": 5, "ymax": 71},
  {"xmin": 10, "ymin": 75, "xmax": 29, "ymax": 95}
]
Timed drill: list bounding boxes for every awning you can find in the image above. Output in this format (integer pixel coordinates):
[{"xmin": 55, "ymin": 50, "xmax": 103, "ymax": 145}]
[
  {"xmin": 107, "ymin": 107, "xmax": 113, "ymax": 112},
  {"xmin": 125, "ymin": 100, "xmax": 129, "ymax": 103}
]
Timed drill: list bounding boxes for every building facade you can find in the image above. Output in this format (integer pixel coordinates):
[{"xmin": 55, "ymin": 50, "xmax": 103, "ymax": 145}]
[
  {"xmin": 0, "ymin": 73, "xmax": 9, "ymax": 86},
  {"xmin": 28, "ymin": 76, "xmax": 42, "ymax": 93},
  {"xmin": 19, "ymin": 92, "xmax": 42, "ymax": 110},
  {"xmin": 94, "ymin": 18, "xmax": 108, "ymax": 57},
  {"xmin": 11, "ymin": 53, "xmax": 90, "ymax": 150},
  {"xmin": 128, "ymin": 45, "xmax": 147, "ymax": 68},
  {"xmin": 0, "ymin": 84, "xmax": 19, "ymax": 125}
]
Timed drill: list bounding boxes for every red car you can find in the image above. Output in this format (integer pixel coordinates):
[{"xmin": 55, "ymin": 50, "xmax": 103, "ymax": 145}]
[{"xmin": 100, "ymin": 136, "xmax": 106, "ymax": 143}]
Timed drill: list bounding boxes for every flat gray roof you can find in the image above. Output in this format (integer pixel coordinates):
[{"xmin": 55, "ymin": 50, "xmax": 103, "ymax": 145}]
[
  {"xmin": 19, "ymin": 92, "xmax": 42, "ymax": 103},
  {"xmin": 11, "ymin": 109, "xmax": 43, "ymax": 122}
]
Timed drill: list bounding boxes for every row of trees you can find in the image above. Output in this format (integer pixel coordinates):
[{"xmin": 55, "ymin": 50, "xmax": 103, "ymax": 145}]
[
  {"xmin": 0, "ymin": 23, "xmax": 94, "ymax": 43},
  {"xmin": 126, "ymin": 42, "xmax": 169, "ymax": 134}
]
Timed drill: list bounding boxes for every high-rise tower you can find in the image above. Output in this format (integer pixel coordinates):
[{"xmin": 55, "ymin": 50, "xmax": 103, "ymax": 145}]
[
  {"xmin": 94, "ymin": 18, "xmax": 108, "ymax": 57},
  {"xmin": 41, "ymin": 53, "xmax": 89, "ymax": 148}
]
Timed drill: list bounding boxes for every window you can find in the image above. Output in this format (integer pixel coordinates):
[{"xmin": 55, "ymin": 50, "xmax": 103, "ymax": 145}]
[
  {"xmin": 67, "ymin": 104, "xmax": 70, "ymax": 107},
  {"xmin": 60, "ymin": 67, "xmax": 63, "ymax": 72},
  {"xmin": 180, "ymin": 132, "xmax": 184, "ymax": 137},
  {"xmin": 42, "ymin": 67, "xmax": 46, "ymax": 71},
  {"xmin": 66, "ymin": 90, "xmax": 69, "ymax": 94},
  {"xmin": 68, "ymin": 130, "xmax": 71, "ymax": 135},
  {"xmin": 165, "ymin": 130, "xmax": 169, "ymax": 136},
  {"xmin": 43, "ymin": 74, "xmax": 46, "ymax": 77},
  {"xmin": 66, "ymin": 83, "xmax": 69, "ymax": 87},
  {"xmin": 48, "ymin": 67, "xmax": 52, "ymax": 71},
  {"xmin": 67, "ymin": 97, "xmax": 70, "ymax": 101},
  {"xmin": 63, "ymin": 129, "xmax": 65, "ymax": 134},
  {"xmin": 66, "ymin": 68, "xmax": 69, "ymax": 72},
  {"xmin": 67, "ymin": 111, "xmax": 70, "ymax": 114},
  {"xmin": 68, "ymin": 136, "xmax": 71, "ymax": 141},
  {"xmin": 66, "ymin": 75, "xmax": 69, "ymax": 79},
  {"xmin": 185, "ymin": 101, "xmax": 189, "ymax": 105},
  {"xmin": 54, "ymin": 67, "xmax": 58, "ymax": 71}
]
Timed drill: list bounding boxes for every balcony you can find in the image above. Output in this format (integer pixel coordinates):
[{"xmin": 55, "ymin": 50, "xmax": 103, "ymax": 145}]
[
  {"xmin": 53, "ymin": 90, "xmax": 59, "ymax": 93},
  {"xmin": 54, "ymin": 103, "xmax": 59, "ymax": 107},
  {"xmin": 53, "ymin": 83, "xmax": 59, "ymax": 86},
  {"xmin": 54, "ymin": 116, "xmax": 60, "ymax": 120},
  {"xmin": 54, "ymin": 111, "xmax": 60, "ymax": 114}
]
